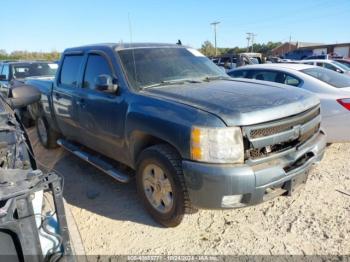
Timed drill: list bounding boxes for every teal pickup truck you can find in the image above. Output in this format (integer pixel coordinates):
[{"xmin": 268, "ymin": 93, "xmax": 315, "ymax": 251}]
[{"xmin": 27, "ymin": 43, "xmax": 326, "ymax": 227}]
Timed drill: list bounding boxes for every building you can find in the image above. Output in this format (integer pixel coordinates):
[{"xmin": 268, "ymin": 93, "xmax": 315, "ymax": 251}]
[
  {"xmin": 272, "ymin": 41, "xmax": 350, "ymax": 58},
  {"xmin": 298, "ymin": 43, "xmax": 350, "ymax": 58},
  {"xmin": 271, "ymin": 42, "xmax": 323, "ymax": 57}
]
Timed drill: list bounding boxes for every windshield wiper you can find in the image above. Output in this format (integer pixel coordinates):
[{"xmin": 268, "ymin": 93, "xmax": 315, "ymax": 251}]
[
  {"xmin": 142, "ymin": 79, "xmax": 202, "ymax": 89},
  {"xmin": 202, "ymin": 75, "xmax": 232, "ymax": 82}
]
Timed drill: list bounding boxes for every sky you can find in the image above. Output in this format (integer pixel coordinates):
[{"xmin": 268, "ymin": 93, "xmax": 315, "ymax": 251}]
[{"xmin": 1, "ymin": 0, "xmax": 350, "ymax": 52}]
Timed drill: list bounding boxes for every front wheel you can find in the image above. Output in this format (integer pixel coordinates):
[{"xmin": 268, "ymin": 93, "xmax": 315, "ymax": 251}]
[
  {"xmin": 136, "ymin": 144, "xmax": 194, "ymax": 227},
  {"xmin": 36, "ymin": 116, "xmax": 60, "ymax": 149}
]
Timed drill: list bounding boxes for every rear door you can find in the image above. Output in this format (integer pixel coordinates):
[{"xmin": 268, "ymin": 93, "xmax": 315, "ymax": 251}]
[
  {"xmin": 53, "ymin": 54, "xmax": 85, "ymax": 142},
  {"xmin": 77, "ymin": 52, "xmax": 128, "ymax": 163}
]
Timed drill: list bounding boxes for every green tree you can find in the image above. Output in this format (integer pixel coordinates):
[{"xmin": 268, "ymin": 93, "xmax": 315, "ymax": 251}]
[
  {"xmin": 200, "ymin": 41, "xmax": 216, "ymax": 57},
  {"xmin": 0, "ymin": 50, "xmax": 61, "ymax": 61},
  {"xmin": 198, "ymin": 41, "xmax": 283, "ymax": 57}
]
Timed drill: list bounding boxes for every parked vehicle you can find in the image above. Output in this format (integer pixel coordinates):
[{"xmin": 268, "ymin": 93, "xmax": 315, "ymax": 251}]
[
  {"xmin": 240, "ymin": 52, "xmax": 263, "ymax": 63},
  {"xmin": 27, "ymin": 43, "xmax": 326, "ymax": 227},
  {"xmin": 333, "ymin": 59, "xmax": 350, "ymax": 69},
  {"xmin": 282, "ymin": 49, "xmax": 313, "ymax": 60},
  {"xmin": 0, "ymin": 61, "xmax": 58, "ymax": 126},
  {"xmin": 227, "ymin": 63, "xmax": 350, "ymax": 142},
  {"xmin": 212, "ymin": 53, "xmax": 253, "ymax": 70},
  {"xmin": 303, "ymin": 54, "xmax": 329, "ymax": 60},
  {"xmin": 266, "ymin": 56, "xmax": 282, "ymax": 63},
  {"xmin": 304, "ymin": 53, "xmax": 343, "ymax": 60},
  {"xmin": 0, "ymin": 85, "xmax": 75, "ymax": 261},
  {"xmin": 299, "ymin": 59, "xmax": 350, "ymax": 75}
]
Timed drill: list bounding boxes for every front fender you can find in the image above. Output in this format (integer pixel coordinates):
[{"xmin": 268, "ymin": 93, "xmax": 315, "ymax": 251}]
[{"xmin": 125, "ymin": 94, "xmax": 226, "ymax": 165}]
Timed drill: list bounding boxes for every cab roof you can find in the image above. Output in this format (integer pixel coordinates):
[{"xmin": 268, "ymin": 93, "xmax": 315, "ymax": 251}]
[{"xmin": 64, "ymin": 43, "xmax": 185, "ymax": 53}]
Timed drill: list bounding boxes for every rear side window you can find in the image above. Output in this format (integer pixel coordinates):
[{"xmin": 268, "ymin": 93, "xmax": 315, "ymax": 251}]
[
  {"xmin": 59, "ymin": 55, "xmax": 83, "ymax": 87},
  {"xmin": 285, "ymin": 75, "xmax": 300, "ymax": 86},
  {"xmin": 249, "ymin": 70, "xmax": 301, "ymax": 87},
  {"xmin": 251, "ymin": 70, "xmax": 278, "ymax": 81},
  {"xmin": 83, "ymin": 54, "xmax": 113, "ymax": 90},
  {"xmin": 228, "ymin": 70, "xmax": 249, "ymax": 78}
]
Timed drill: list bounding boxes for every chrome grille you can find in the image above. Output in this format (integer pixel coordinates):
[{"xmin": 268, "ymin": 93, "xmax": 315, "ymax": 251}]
[
  {"xmin": 250, "ymin": 107, "xmax": 320, "ymax": 139},
  {"xmin": 244, "ymin": 106, "xmax": 321, "ymax": 160}
]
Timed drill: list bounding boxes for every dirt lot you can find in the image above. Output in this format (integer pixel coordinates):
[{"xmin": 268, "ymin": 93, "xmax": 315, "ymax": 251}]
[{"xmin": 28, "ymin": 128, "xmax": 350, "ymax": 255}]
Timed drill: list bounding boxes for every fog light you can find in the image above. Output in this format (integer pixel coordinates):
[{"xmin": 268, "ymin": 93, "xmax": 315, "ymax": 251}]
[{"xmin": 221, "ymin": 195, "xmax": 244, "ymax": 208}]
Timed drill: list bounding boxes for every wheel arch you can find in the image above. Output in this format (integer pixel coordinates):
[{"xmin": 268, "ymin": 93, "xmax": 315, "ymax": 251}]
[{"xmin": 129, "ymin": 131, "xmax": 182, "ymax": 169}]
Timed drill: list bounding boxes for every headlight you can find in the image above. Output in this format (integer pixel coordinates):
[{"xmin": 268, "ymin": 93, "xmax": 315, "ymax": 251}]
[{"xmin": 190, "ymin": 126, "xmax": 244, "ymax": 164}]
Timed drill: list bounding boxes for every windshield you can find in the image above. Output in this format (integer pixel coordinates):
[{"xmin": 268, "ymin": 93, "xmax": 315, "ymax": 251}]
[
  {"xmin": 12, "ymin": 62, "xmax": 58, "ymax": 79},
  {"xmin": 117, "ymin": 47, "xmax": 227, "ymax": 89},
  {"xmin": 301, "ymin": 67, "xmax": 350, "ymax": 88}
]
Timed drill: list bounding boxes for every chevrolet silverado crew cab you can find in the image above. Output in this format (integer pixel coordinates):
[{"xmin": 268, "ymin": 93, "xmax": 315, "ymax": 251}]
[{"xmin": 26, "ymin": 43, "xmax": 327, "ymax": 227}]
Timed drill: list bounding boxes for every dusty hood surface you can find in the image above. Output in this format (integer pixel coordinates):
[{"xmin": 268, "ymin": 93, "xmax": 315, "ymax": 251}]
[{"xmin": 143, "ymin": 79, "xmax": 320, "ymax": 126}]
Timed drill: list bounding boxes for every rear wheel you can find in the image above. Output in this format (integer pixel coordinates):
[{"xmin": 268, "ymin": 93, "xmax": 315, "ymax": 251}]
[
  {"xmin": 136, "ymin": 144, "xmax": 194, "ymax": 227},
  {"xmin": 36, "ymin": 116, "xmax": 60, "ymax": 149}
]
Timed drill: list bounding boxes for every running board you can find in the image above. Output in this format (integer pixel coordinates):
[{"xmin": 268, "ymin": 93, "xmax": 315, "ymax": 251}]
[{"xmin": 57, "ymin": 139, "xmax": 131, "ymax": 183}]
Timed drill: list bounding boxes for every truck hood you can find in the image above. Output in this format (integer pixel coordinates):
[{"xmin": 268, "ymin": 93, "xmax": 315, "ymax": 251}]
[{"xmin": 143, "ymin": 79, "xmax": 320, "ymax": 126}]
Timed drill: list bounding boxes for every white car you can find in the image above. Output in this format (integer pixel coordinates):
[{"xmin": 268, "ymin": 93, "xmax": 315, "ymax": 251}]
[
  {"xmin": 227, "ymin": 63, "xmax": 350, "ymax": 142},
  {"xmin": 299, "ymin": 59, "xmax": 350, "ymax": 76}
]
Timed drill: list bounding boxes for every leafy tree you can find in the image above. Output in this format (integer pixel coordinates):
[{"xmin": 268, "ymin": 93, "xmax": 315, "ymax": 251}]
[
  {"xmin": 0, "ymin": 50, "xmax": 61, "ymax": 61},
  {"xmin": 199, "ymin": 41, "xmax": 282, "ymax": 57},
  {"xmin": 200, "ymin": 41, "xmax": 216, "ymax": 57}
]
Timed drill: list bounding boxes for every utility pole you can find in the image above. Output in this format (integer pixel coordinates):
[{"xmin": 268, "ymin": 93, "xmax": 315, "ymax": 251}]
[
  {"xmin": 246, "ymin": 34, "xmax": 251, "ymax": 52},
  {"xmin": 251, "ymin": 33, "xmax": 257, "ymax": 52},
  {"xmin": 246, "ymin": 32, "xmax": 257, "ymax": 52},
  {"xmin": 210, "ymin": 21, "xmax": 220, "ymax": 56},
  {"xmin": 289, "ymin": 35, "xmax": 292, "ymax": 52}
]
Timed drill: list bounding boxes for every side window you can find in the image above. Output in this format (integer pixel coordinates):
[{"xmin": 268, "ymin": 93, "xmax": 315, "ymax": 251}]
[
  {"xmin": 251, "ymin": 70, "xmax": 278, "ymax": 82},
  {"xmin": 1, "ymin": 65, "xmax": 10, "ymax": 80},
  {"xmin": 316, "ymin": 62, "xmax": 323, "ymax": 67},
  {"xmin": 59, "ymin": 55, "xmax": 84, "ymax": 87},
  {"xmin": 83, "ymin": 54, "xmax": 113, "ymax": 90},
  {"xmin": 285, "ymin": 75, "xmax": 301, "ymax": 87},
  {"xmin": 228, "ymin": 70, "xmax": 248, "ymax": 78}
]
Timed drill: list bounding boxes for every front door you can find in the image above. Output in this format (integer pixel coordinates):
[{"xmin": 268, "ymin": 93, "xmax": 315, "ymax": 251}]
[{"xmin": 77, "ymin": 53, "xmax": 128, "ymax": 164}]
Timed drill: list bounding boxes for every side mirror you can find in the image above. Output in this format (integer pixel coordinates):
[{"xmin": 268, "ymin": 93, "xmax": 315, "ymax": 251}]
[
  {"xmin": 95, "ymin": 74, "xmax": 118, "ymax": 93},
  {"xmin": 0, "ymin": 75, "xmax": 7, "ymax": 81},
  {"xmin": 8, "ymin": 85, "xmax": 41, "ymax": 109},
  {"xmin": 336, "ymin": 69, "xmax": 342, "ymax": 73}
]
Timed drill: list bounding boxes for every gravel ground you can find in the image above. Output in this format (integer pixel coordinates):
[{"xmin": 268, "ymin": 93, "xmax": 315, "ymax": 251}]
[{"xmin": 28, "ymin": 128, "xmax": 350, "ymax": 256}]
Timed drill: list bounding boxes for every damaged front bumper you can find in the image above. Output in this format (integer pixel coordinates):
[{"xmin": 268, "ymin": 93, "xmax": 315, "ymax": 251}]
[
  {"xmin": 0, "ymin": 170, "xmax": 75, "ymax": 262},
  {"xmin": 182, "ymin": 131, "xmax": 326, "ymax": 209}
]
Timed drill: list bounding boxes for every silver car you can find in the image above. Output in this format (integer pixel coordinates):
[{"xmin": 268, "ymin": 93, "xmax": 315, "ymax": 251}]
[
  {"xmin": 227, "ymin": 63, "xmax": 350, "ymax": 143},
  {"xmin": 299, "ymin": 59, "xmax": 350, "ymax": 76}
]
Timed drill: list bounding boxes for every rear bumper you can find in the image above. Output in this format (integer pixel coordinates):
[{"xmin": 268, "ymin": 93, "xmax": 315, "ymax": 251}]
[{"xmin": 182, "ymin": 131, "xmax": 326, "ymax": 209}]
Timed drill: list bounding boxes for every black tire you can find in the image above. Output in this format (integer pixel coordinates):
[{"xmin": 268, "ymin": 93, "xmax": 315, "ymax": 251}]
[
  {"xmin": 136, "ymin": 144, "xmax": 194, "ymax": 227},
  {"xmin": 20, "ymin": 109, "xmax": 35, "ymax": 128},
  {"xmin": 36, "ymin": 116, "xmax": 60, "ymax": 149}
]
